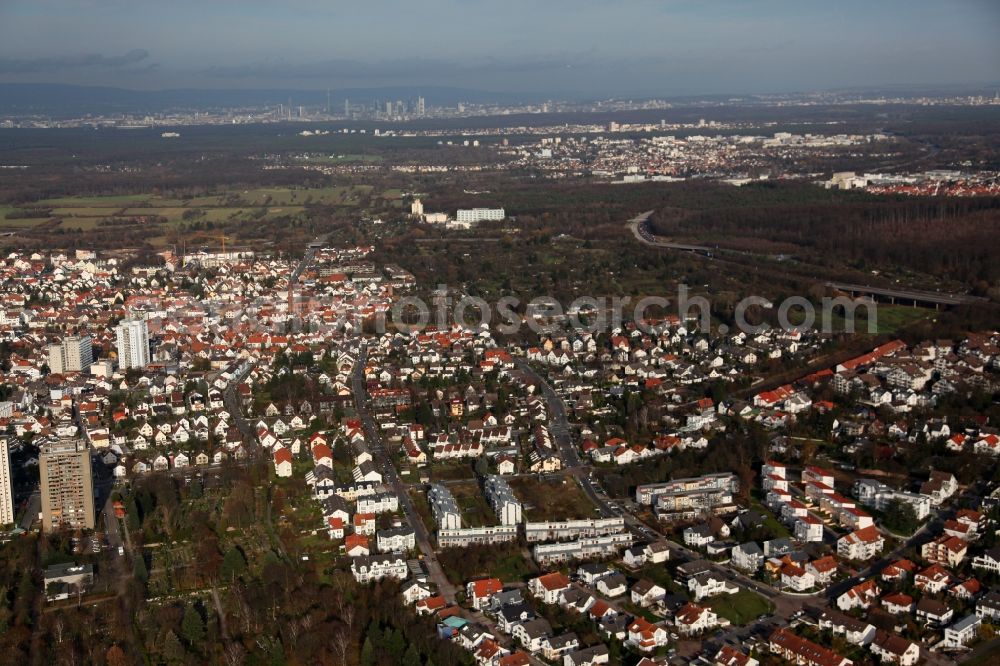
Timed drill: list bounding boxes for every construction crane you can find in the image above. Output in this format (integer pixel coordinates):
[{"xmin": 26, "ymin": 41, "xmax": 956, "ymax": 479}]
[{"xmin": 184, "ymin": 232, "xmax": 233, "ymax": 254}]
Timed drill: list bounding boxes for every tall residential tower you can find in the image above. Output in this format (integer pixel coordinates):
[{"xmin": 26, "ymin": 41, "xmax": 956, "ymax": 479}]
[
  {"xmin": 48, "ymin": 335, "xmax": 93, "ymax": 374},
  {"xmin": 39, "ymin": 438, "xmax": 94, "ymax": 532},
  {"xmin": 115, "ymin": 318, "xmax": 150, "ymax": 369},
  {"xmin": 0, "ymin": 439, "xmax": 14, "ymax": 526}
]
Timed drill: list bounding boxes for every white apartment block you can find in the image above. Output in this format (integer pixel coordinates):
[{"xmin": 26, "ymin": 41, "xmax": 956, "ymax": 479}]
[
  {"xmin": 427, "ymin": 483, "xmax": 462, "ymax": 530},
  {"xmin": 853, "ymin": 479, "xmax": 930, "ymax": 520},
  {"xmin": 533, "ymin": 533, "xmax": 633, "ymax": 565},
  {"xmin": 350, "ymin": 554, "xmax": 408, "ymax": 583},
  {"xmin": 357, "ymin": 492, "xmax": 399, "ymax": 515},
  {"xmin": 635, "ymin": 473, "xmax": 738, "ymax": 506},
  {"xmin": 115, "ymin": 318, "xmax": 150, "ymax": 369},
  {"xmin": 376, "ymin": 526, "xmax": 416, "ymax": 553},
  {"xmin": 524, "ymin": 517, "xmax": 626, "ymax": 543},
  {"xmin": 48, "ymin": 336, "xmax": 93, "ymax": 374},
  {"xmin": 456, "ymin": 208, "xmax": 505, "ymax": 224},
  {"xmin": 484, "ymin": 474, "xmax": 522, "ymax": 525},
  {"xmin": 438, "ymin": 525, "xmax": 519, "ymax": 548}
]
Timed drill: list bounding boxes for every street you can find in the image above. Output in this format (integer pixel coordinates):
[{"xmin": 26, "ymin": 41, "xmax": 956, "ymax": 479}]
[{"xmin": 351, "ymin": 341, "xmax": 458, "ymax": 604}]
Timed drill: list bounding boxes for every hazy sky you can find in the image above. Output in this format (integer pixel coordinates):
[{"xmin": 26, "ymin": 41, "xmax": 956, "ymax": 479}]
[{"xmin": 1, "ymin": 0, "xmax": 998, "ymax": 96}]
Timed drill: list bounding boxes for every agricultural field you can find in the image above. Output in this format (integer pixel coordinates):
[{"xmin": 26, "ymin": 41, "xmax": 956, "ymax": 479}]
[
  {"xmin": 0, "ymin": 184, "xmax": 402, "ymax": 248},
  {"xmin": 0, "ymin": 184, "xmax": 392, "ymax": 236}
]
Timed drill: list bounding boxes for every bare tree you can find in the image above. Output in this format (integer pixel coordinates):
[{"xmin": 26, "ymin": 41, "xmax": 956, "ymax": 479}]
[
  {"xmin": 332, "ymin": 627, "xmax": 351, "ymax": 665},
  {"xmin": 224, "ymin": 642, "xmax": 246, "ymax": 666}
]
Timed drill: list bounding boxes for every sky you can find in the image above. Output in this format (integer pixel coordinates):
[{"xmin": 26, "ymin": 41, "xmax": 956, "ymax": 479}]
[{"xmin": 0, "ymin": 0, "xmax": 998, "ymax": 97}]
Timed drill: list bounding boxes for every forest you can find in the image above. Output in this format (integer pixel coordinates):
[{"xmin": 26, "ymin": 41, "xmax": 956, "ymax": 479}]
[{"xmin": 648, "ymin": 181, "xmax": 1000, "ymax": 289}]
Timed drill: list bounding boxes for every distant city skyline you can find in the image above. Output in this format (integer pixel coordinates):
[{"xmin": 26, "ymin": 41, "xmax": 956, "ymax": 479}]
[{"xmin": 0, "ymin": 0, "xmax": 998, "ymax": 97}]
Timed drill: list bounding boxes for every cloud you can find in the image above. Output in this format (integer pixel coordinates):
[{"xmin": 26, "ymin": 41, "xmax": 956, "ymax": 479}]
[{"xmin": 0, "ymin": 49, "xmax": 150, "ymax": 74}]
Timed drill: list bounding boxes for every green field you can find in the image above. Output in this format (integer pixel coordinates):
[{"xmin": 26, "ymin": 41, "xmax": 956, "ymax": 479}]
[
  {"xmin": 817, "ymin": 302, "xmax": 930, "ymax": 335},
  {"xmin": 0, "ymin": 214, "xmax": 47, "ymax": 228},
  {"xmin": 51, "ymin": 207, "xmax": 124, "ymax": 217},
  {"xmin": 36, "ymin": 193, "xmax": 153, "ymax": 206},
  {"xmin": 706, "ymin": 588, "xmax": 774, "ymax": 625},
  {"xmin": 33, "ymin": 185, "xmax": 375, "ymax": 214}
]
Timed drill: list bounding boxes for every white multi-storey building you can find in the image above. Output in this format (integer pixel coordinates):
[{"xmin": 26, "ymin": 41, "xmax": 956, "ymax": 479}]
[
  {"xmin": 427, "ymin": 483, "xmax": 462, "ymax": 530},
  {"xmin": 48, "ymin": 336, "xmax": 93, "ymax": 374},
  {"xmin": 853, "ymin": 478, "xmax": 930, "ymax": 520},
  {"xmin": 376, "ymin": 526, "xmax": 416, "ymax": 553},
  {"xmin": 456, "ymin": 208, "xmax": 505, "ymax": 224},
  {"xmin": 533, "ymin": 533, "xmax": 633, "ymax": 565},
  {"xmin": 484, "ymin": 475, "xmax": 522, "ymax": 525},
  {"xmin": 437, "ymin": 525, "xmax": 519, "ymax": 547},
  {"xmin": 350, "ymin": 554, "xmax": 408, "ymax": 583},
  {"xmin": 524, "ymin": 517, "xmax": 626, "ymax": 543},
  {"xmin": 115, "ymin": 318, "xmax": 150, "ymax": 369}
]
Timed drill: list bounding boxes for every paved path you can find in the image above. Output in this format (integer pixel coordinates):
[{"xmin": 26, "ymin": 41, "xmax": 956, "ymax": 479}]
[{"xmin": 18, "ymin": 490, "xmax": 39, "ymax": 531}]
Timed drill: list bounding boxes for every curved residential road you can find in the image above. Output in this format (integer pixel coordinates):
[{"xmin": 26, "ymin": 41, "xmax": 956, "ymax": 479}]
[{"xmin": 512, "ymin": 358, "xmax": 623, "ymax": 525}]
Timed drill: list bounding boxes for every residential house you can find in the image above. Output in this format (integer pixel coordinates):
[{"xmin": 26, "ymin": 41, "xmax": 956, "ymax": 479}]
[
  {"xmin": 943, "ymin": 615, "xmax": 981, "ymax": 648},
  {"xmin": 530, "ymin": 572, "xmax": 571, "ymax": 605},
  {"xmin": 870, "ymin": 632, "xmax": 920, "ymax": 665},
  {"xmin": 627, "ymin": 617, "xmax": 669, "ymax": 651},
  {"xmin": 675, "ymin": 603, "xmax": 718, "ymax": 636}
]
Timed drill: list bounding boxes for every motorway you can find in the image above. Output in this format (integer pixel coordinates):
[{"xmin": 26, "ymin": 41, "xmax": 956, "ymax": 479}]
[{"xmin": 628, "ymin": 209, "xmax": 985, "ymax": 314}]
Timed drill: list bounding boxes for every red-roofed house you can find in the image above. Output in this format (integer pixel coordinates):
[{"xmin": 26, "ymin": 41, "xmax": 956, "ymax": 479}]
[
  {"xmin": 273, "ymin": 446, "xmax": 293, "ymax": 477},
  {"xmin": 628, "ymin": 616, "xmax": 669, "ymax": 650},
  {"xmin": 466, "ymin": 578, "xmax": 504, "ymax": 610},
  {"xmin": 345, "ymin": 533, "xmax": 370, "ymax": 557},
  {"xmin": 837, "ymin": 526, "xmax": 884, "ymax": 561},
  {"xmin": 529, "ymin": 572, "xmax": 571, "ymax": 604}
]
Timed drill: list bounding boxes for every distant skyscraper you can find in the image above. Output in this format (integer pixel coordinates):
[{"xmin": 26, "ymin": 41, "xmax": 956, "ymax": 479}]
[
  {"xmin": 115, "ymin": 318, "xmax": 150, "ymax": 369},
  {"xmin": 0, "ymin": 439, "xmax": 13, "ymax": 526},
  {"xmin": 385, "ymin": 101, "xmax": 393, "ymax": 117},
  {"xmin": 344, "ymin": 98, "xmax": 350, "ymax": 117},
  {"xmin": 417, "ymin": 96, "xmax": 425, "ymax": 116},
  {"xmin": 39, "ymin": 438, "xmax": 94, "ymax": 532},
  {"xmin": 48, "ymin": 336, "xmax": 93, "ymax": 374}
]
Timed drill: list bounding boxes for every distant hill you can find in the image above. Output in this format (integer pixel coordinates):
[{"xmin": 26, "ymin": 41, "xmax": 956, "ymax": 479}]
[{"xmin": 0, "ymin": 83, "xmax": 562, "ymax": 117}]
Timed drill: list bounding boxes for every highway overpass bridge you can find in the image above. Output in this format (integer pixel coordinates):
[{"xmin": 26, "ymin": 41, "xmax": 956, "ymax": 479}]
[{"xmin": 826, "ymin": 282, "xmax": 985, "ymax": 309}]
